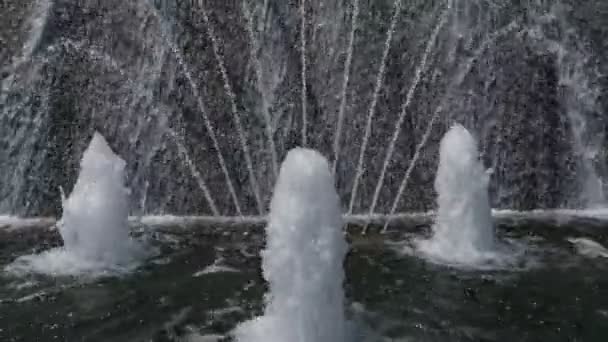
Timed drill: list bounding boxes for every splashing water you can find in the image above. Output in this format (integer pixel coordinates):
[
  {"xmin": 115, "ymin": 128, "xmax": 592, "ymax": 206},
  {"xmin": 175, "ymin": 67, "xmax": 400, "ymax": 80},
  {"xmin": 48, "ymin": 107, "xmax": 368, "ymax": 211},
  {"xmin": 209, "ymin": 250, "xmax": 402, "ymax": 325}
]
[
  {"xmin": 347, "ymin": 0, "xmax": 402, "ymax": 214},
  {"xmin": 234, "ymin": 148, "xmax": 349, "ymax": 342},
  {"xmin": 415, "ymin": 124, "xmax": 520, "ymax": 268},
  {"xmin": 5, "ymin": 133, "xmax": 148, "ymax": 277}
]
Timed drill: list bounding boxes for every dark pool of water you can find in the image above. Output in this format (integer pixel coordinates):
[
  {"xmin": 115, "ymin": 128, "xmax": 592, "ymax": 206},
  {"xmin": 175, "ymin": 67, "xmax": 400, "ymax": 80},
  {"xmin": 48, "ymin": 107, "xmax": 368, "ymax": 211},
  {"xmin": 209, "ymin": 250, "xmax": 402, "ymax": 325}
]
[{"xmin": 1, "ymin": 223, "xmax": 608, "ymax": 341}]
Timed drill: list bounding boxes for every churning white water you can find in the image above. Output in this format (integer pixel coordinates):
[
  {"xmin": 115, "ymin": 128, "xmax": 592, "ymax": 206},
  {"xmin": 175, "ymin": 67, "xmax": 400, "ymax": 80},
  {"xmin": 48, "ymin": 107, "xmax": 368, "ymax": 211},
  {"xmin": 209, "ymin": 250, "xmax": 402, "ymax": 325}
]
[
  {"xmin": 416, "ymin": 124, "xmax": 509, "ymax": 268},
  {"xmin": 234, "ymin": 148, "xmax": 349, "ymax": 342},
  {"xmin": 6, "ymin": 132, "xmax": 147, "ymax": 277}
]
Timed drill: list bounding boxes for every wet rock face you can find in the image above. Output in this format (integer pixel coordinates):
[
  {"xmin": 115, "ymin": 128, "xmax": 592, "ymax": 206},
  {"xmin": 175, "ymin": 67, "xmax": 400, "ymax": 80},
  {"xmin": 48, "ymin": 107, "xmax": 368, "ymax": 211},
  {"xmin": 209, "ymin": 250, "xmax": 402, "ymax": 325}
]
[
  {"xmin": 0, "ymin": 0, "xmax": 34, "ymax": 68},
  {"xmin": 483, "ymin": 50, "xmax": 575, "ymax": 210},
  {"xmin": 1, "ymin": 0, "xmax": 607, "ymax": 216}
]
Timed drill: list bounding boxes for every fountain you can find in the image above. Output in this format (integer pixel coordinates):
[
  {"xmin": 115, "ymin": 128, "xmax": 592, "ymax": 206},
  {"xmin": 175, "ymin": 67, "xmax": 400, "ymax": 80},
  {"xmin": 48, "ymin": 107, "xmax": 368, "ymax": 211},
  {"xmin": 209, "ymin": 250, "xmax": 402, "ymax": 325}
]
[
  {"xmin": 1, "ymin": 1, "xmax": 608, "ymax": 341},
  {"xmin": 415, "ymin": 124, "xmax": 497, "ymax": 266},
  {"xmin": 234, "ymin": 148, "xmax": 349, "ymax": 342},
  {"xmin": 5, "ymin": 132, "xmax": 147, "ymax": 276}
]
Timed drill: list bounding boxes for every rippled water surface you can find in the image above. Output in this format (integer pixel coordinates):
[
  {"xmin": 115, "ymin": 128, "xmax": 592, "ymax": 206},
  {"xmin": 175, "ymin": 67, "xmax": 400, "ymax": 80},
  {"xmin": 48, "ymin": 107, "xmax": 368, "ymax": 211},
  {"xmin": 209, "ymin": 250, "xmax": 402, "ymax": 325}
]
[{"xmin": 1, "ymin": 221, "xmax": 608, "ymax": 341}]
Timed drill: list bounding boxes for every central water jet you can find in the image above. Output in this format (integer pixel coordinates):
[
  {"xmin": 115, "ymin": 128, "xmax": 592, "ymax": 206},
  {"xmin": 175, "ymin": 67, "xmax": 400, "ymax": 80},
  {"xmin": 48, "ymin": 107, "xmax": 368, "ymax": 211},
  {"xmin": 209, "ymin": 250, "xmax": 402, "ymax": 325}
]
[{"xmin": 234, "ymin": 148, "xmax": 348, "ymax": 342}]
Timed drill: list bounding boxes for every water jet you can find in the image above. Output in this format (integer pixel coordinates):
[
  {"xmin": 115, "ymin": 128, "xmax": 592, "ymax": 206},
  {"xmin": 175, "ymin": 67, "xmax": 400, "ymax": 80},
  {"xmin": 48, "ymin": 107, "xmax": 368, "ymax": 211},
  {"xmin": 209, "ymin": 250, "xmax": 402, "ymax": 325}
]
[
  {"xmin": 416, "ymin": 124, "xmax": 497, "ymax": 266},
  {"xmin": 5, "ymin": 132, "xmax": 147, "ymax": 276},
  {"xmin": 234, "ymin": 148, "xmax": 348, "ymax": 342}
]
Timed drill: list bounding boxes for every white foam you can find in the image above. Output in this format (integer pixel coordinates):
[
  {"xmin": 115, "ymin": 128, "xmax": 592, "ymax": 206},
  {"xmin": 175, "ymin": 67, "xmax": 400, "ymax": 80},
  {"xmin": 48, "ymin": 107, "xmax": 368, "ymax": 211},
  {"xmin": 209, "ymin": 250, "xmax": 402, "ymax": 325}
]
[
  {"xmin": 4, "ymin": 207, "xmax": 608, "ymax": 232},
  {"xmin": 0, "ymin": 216, "xmax": 55, "ymax": 229},
  {"xmin": 137, "ymin": 215, "xmax": 266, "ymax": 227},
  {"xmin": 5, "ymin": 247, "xmax": 139, "ymax": 277},
  {"xmin": 493, "ymin": 208, "xmax": 608, "ymax": 221},
  {"xmin": 234, "ymin": 148, "xmax": 349, "ymax": 342},
  {"xmin": 567, "ymin": 237, "xmax": 608, "ymax": 258}
]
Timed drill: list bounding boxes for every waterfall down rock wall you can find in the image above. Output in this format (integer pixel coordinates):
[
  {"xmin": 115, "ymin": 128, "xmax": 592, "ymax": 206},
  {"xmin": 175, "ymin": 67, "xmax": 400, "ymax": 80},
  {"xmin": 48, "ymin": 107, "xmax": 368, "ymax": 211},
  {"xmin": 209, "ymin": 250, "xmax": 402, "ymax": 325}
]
[{"xmin": 1, "ymin": 0, "xmax": 607, "ymax": 216}]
